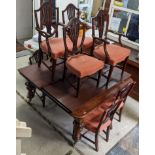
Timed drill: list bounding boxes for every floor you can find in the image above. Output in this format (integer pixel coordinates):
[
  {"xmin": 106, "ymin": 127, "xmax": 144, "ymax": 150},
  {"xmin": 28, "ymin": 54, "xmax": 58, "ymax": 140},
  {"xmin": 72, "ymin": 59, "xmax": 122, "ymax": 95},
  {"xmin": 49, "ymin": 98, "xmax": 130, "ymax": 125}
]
[{"xmin": 16, "ymin": 42, "xmax": 139, "ymax": 155}]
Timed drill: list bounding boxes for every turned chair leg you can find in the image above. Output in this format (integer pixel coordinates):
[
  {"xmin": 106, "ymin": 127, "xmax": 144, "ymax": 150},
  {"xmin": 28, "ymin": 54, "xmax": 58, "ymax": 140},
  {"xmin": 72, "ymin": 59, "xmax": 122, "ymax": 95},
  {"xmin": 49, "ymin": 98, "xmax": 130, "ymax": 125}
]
[
  {"xmin": 118, "ymin": 108, "xmax": 123, "ymax": 122},
  {"xmin": 95, "ymin": 133, "xmax": 99, "ymax": 152},
  {"xmin": 106, "ymin": 65, "xmax": 114, "ymax": 89},
  {"xmin": 96, "ymin": 69, "xmax": 102, "ymax": 87},
  {"xmin": 42, "ymin": 93, "xmax": 46, "ymax": 108},
  {"xmin": 121, "ymin": 57, "xmax": 128, "ymax": 79},
  {"xmin": 106, "ymin": 126, "xmax": 110, "ymax": 142},
  {"xmin": 76, "ymin": 78, "xmax": 81, "ymax": 97},
  {"xmin": 63, "ymin": 62, "xmax": 67, "ymax": 81},
  {"xmin": 51, "ymin": 59, "xmax": 57, "ymax": 82},
  {"xmin": 38, "ymin": 50, "xmax": 43, "ymax": 68}
]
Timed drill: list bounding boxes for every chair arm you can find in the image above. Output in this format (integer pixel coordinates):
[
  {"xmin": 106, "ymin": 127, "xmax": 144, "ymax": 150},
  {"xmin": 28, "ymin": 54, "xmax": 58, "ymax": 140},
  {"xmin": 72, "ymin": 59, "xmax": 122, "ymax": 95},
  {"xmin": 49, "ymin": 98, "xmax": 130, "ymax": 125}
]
[
  {"xmin": 93, "ymin": 36, "xmax": 110, "ymax": 44},
  {"xmin": 36, "ymin": 27, "xmax": 56, "ymax": 39},
  {"xmin": 107, "ymin": 30, "xmax": 126, "ymax": 46}
]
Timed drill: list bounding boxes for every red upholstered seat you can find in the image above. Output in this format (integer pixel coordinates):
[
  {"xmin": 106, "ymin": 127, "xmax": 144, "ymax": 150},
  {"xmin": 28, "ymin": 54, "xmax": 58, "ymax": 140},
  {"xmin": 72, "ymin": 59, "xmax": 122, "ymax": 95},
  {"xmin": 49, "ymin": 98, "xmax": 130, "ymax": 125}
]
[
  {"xmin": 66, "ymin": 54, "xmax": 104, "ymax": 78},
  {"xmin": 40, "ymin": 37, "xmax": 73, "ymax": 59},
  {"xmin": 40, "ymin": 37, "xmax": 93, "ymax": 60},
  {"xmin": 94, "ymin": 44, "xmax": 131, "ymax": 65},
  {"xmin": 82, "ymin": 37, "xmax": 93, "ymax": 49},
  {"xmin": 83, "ymin": 108, "xmax": 111, "ymax": 133}
]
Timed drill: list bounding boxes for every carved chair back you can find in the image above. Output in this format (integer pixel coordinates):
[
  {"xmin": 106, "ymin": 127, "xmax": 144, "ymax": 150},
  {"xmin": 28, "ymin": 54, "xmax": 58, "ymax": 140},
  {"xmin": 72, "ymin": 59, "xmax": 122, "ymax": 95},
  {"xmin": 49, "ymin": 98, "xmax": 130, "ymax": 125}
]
[
  {"xmin": 116, "ymin": 81, "xmax": 136, "ymax": 103},
  {"xmin": 62, "ymin": 3, "xmax": 80, "ymax": 25},
  {"xmin": 92, "ymin": 9, "xmax": 109, "ymax": 39},
  {"xmin": 96, "ymin": 81, "xmax": 135, "ymax": 133},
  {"xmin": 96, "ymin": 94, "xmax": 122, "ymax": 133},
  {"xmin": 34, "ymin": 2, "xmax": 59, "ymax": 38},
  {"xmin": 63, "ymin": 17, "xmax": 85, "ymax": 59}
]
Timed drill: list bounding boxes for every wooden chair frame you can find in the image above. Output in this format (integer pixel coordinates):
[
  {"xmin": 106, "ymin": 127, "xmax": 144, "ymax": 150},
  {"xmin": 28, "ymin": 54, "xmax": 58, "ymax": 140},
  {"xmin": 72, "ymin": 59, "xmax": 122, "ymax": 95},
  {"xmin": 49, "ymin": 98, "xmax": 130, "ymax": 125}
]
[
  {"xmin": 116, "ymin": 81, "xmax": 136, "ymax": 122},
  {"xmin": 63, "ymin": 17, "xmax": 102, "ymax": 97},
  {"xmin": 30, "ymin": 2, "xmax": 65, "ymax": 82},
  {"xmin": 62, "ymin": 3, "xmax": 80, "ymax": 25},
  {"xmin": 81, "ymin": 91, "xmax": 123, "ymax": 152},
  {"xmin": 91, "ymin": 9, "xmax": 130, "ymax": 88}
]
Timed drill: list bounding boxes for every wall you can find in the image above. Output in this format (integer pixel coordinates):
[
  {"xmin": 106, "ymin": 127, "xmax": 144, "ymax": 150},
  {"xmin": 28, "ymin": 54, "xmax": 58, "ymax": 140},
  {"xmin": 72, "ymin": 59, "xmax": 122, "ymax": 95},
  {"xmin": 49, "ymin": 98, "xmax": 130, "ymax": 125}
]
[{"xmin": 16, "ymin": 0, "xmax": 33, "ymax": 39}]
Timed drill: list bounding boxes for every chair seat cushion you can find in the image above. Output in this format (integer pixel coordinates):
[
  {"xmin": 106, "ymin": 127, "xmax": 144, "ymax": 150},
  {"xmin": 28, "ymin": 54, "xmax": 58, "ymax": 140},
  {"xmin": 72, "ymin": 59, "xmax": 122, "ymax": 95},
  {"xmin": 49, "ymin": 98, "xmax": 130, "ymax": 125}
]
[
  {"xmin": 80, "ymin": 37, "xmax": 93, "ymax": 49},
  {"xmin": 83, "ymin": 108, "xmax": 111, "ymax": 133},
  {"xmin": 94, "ymin": 44, "xmax": 131, "ymax": 65},
  {"xmin": 66, "ymin": 54, "xmax": 104, "ymax": 78},
  {"xmin": 40, "ymin": 37, "xmax": 73, "ymax": 59},
  {"xmin": 40, "ymin": 37, "xmax": 93, "ymax": 60}
]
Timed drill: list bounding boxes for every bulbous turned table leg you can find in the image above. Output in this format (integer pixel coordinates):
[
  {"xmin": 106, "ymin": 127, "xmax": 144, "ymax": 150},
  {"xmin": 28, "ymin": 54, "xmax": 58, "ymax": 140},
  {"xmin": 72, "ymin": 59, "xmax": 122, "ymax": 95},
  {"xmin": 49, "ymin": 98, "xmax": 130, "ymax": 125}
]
[
  {"xmin": 25, "ymin": 81, "xmax": 36, "ymax": 103},
  {"xmin": 72, "ymin": 118, "xmax": 83, "ymax": 146}
]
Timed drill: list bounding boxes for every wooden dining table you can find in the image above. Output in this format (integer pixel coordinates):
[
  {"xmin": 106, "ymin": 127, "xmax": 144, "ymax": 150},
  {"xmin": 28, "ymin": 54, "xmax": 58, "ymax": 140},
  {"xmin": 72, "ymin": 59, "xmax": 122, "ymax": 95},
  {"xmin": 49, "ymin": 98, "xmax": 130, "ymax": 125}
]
[{"xmin": 18, "ymin": 59, "xmax": 132, "ymax": 143}]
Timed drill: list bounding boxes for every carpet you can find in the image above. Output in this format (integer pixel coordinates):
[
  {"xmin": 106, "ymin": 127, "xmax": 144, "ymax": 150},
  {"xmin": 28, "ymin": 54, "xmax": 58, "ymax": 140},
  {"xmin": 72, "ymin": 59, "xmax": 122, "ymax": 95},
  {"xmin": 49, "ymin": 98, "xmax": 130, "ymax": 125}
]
[{"xmin": 16, "ymin": 54, "xmax": 139, "ymax": 155}]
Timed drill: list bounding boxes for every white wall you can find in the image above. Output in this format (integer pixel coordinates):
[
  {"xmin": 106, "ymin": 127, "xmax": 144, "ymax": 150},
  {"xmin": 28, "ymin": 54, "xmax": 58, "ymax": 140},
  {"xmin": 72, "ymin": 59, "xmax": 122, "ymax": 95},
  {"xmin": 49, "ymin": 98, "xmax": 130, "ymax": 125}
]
[{"xmin": 16, "ymin": 0, "xmax": 33, "ymax": 39}]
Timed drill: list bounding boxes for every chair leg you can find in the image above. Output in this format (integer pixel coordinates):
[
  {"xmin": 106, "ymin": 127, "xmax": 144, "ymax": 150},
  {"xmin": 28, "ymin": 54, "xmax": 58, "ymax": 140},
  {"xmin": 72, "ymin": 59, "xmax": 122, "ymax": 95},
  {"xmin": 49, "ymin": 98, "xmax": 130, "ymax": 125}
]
[
  {"xmin": 51, "ymin": 59, "xmax": 57, "ymax": 82},
  {"xmin": 96, "ymin": 69, "xmax": 102, "ymax": 87},
  {"xmin": 118, "ymin": 108, "xmax": 123, "ymax": 122},
  {"xmin": 121, "ymin": 57, "xmax": 128, "ymax": 79},
  {"xmin": 76, "ymin": 78, "xmax": 81, "ymax": 97},
  {"xmin": 106, "ymin": 65, "xmax": 114, "ymax": 89},
  {"xmin": 41, "ymin": 93, "xmax": 46, "ymax": 108},
  {"xmin": 95, "ymin": 133, "xmax": 99, "ymax": 152},
  {"xmin": 63, "ymin": 62, "xmax": 67, "ymax": 81},
  {"xmin": 106, "ymin": 126, "xmax": 110, "ymax": 142},
  {"xmin": 38, "ymin": 50, "xmax": 43, "ymax": 68}
]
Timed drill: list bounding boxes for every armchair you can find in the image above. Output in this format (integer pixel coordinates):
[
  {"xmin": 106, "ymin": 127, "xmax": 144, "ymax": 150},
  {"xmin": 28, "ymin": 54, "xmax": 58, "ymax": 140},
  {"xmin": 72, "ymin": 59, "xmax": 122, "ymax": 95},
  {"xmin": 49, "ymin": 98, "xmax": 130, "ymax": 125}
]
[{"xmin": 91, "ymin": 10, "xmax": 131, "ymax": 88}]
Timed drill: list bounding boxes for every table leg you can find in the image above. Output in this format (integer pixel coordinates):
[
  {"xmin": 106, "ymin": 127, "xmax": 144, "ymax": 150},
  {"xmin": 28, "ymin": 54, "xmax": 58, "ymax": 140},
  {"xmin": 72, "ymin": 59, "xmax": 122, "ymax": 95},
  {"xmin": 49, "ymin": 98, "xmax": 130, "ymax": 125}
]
[
  {"xmin": 72, "ymin": 118, "xmax": 83, "ymax": 145},
  {"xmin": 25, "ymin": 81, "xmax": 36, "ymax": 103}
]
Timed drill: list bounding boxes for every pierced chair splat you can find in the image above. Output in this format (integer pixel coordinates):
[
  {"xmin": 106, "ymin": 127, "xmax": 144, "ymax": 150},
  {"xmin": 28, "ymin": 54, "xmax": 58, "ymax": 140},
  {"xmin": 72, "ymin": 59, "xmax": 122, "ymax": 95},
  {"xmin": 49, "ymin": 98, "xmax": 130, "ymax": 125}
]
[
  {"xmin": 91, "ymin": 10, "xmax": 131, "ymax": 88},
  {"xmin": 33, "ymin": 2, "xmax": 74, "ymax": 82},
  {"xmin": 80, "ymin": 92, "xmax": 122, "ymax": 152},
  {"xmin": 63, "ymin": 17, "xmax": 104, "ymax": 97},
  {"xmin": 62, "ymin": 3, "xmax": 93, "ymax": 53}
]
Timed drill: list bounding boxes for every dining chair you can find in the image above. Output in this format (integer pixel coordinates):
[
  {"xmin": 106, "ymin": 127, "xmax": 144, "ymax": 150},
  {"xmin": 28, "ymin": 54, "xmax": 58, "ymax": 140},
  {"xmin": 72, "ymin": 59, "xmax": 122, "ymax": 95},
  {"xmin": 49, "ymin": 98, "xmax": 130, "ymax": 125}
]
[
  {"xmin": 34, "ymin": 2, "xmax": 77, "ymax": 82},
  {"xmin": 116, "ymin": 81, "xmax": 136, "ymax": 122},
  {"xmin": 63, "ymin": 17, "xmax": 104, "ymax": 97},
  {"xmin": 91, "ymin": 10, "xmax": 131, "ymax": 88},
  {"xmin": 81, "ymin": 91, "xmax": 122, "ymax": 152},
  {"xmin": 62, "ymin": 3, "xmax": 93, "ymax": 52},
  {"xmin": 99, "ymin": 80, "xmax": 136, "ymax": 122}
]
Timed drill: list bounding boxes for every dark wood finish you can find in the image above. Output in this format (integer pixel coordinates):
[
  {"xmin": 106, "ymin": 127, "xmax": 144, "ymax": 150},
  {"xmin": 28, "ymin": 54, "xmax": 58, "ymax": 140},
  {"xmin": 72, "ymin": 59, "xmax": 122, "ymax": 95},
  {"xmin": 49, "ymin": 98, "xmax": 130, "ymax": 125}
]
[
  {"xmin": 25, "ymin": 81, "xmax": 36, "ymax": 102},
  {"xmin": 116, "ymin": 81, "xmax": 136, "ymax": 122},
  {"xmin": 91, "ymin": 9, "xmax": 130, "ymax": 88},
  {"xmin": 29, "ymin": 1, "xmax": 60, "ymax": 82},
  {"xmin": 63, "ymin": 17, "xmax": 103, "ymax": 97},
  {"xmin": 62, "ymin": 3, "xmax": 80, "ymax": 25},
  {"xmin": 126, "ymin": 63, "xmax": 139, "ymax": 100},
  {"xmin": 18, "ymin": 62, "xmax": 132, "ymax": 144},
  {"xmin": 80, "ymin": 89, "xmax": 126, "ymax": 151}
]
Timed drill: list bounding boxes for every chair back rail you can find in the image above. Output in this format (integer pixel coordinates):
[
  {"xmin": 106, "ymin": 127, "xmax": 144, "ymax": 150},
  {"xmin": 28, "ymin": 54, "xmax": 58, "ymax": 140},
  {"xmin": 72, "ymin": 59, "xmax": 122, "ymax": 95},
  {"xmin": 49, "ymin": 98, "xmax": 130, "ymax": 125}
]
[
  {"xmin": 96, "ymin": 80, "xmax": 135, "ymax": 133},
  {"xmin": 92, "ymin": 10, "xmax": 109, "ymax": 39},
  {"xmin": 63, "ymin": 17, "xmax": 85, "ymax": 58},
  {"xmin": 34, "ymin": 2, "xmax": 59, "ymax": 55},
  {"xmin": 62, "ymin": 3, "xmax": 80, "ymax": 25},
  {"xmin": 97, "ymin": 96, "xmax": 122, "ymax": 132}
]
